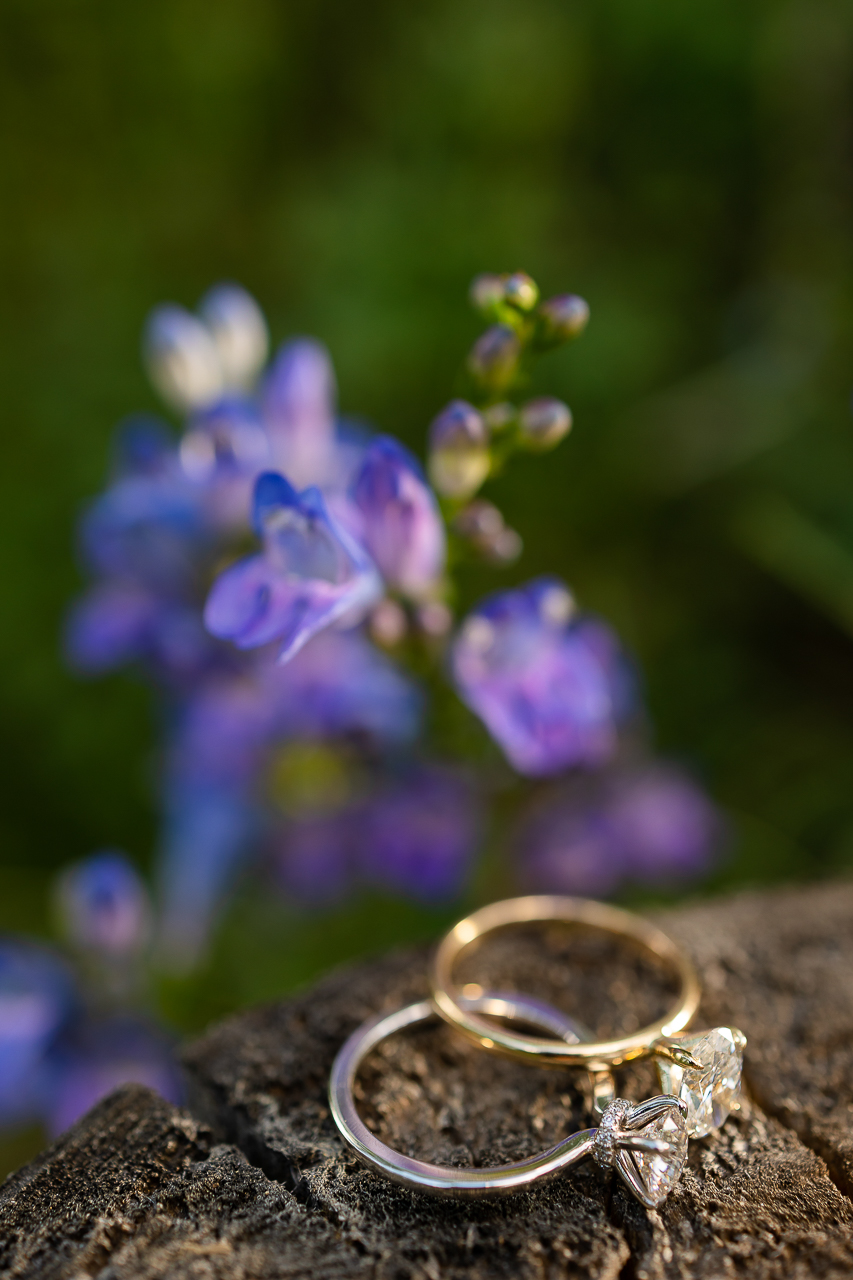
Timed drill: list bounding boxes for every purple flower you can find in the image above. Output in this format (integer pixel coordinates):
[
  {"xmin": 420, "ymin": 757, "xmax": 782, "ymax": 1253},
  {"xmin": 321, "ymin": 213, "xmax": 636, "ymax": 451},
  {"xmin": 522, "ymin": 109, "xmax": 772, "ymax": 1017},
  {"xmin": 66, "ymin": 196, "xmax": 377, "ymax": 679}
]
[
  {"xmin": 66, "ymin": 584, "xmax": 214, "ymax": 680},
  {"xmin": 352, "ymin": 436, "xmax": 446, "ymax": 597},
  {"xmin": 360, "ymin": 767, "xmax": 479, "ymax": 900},
  {"xmin": 518, "ymin": 762, "xmax": 721, "ymax": 896},
  {"xmin": 265, "ymin": 628, "xmax": 421, "ymax": 743},
  {"xmin": 157, "ymin": 783, "xmax": 258, "ymax": 972},
  {"xmin": 179, "ymin": 396, "xmax": 270, "ymax": 528},
  {"xmin": 46, "ymin": 1015, "xmax": 183, "ymax": 1138},
  {"xmin": 520, "ymin": 803, "xmax": 626, "ymax": 898},
  {"xmin": 452, "ymin": 578, "xmax": 634, "ymax": 776},
  {"xmin": 263, "ymin": 339, "xmax": 342, "ymax": 489},
  {"xmin": 57, "ymin": 852, "xmax": 151, "ymax": 959},
  {"xmin": 0, "ymin": 942, "xmax": 75, "ymax": 1129},
  {"xmin": 274, "ymin": 812, "xmax": 356, "ymax": 904},
  {"xmin": 78, "ymin": 459, "xmax": 206, "ymax": 592},
  {"xmin": 600, "ymin": 764, "xmax": 723, "ymax": 880},
  {"xmin": 204, "ymin": 471, "xmax": 382, "ymax": 663}
]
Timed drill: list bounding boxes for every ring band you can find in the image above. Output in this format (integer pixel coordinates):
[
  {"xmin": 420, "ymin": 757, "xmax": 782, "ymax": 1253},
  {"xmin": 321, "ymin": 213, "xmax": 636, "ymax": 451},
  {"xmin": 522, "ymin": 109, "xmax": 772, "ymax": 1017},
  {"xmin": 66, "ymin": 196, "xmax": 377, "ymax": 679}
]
[
  {"xmin": 430, "ymin": 895, "xmax": 701, "ymax": 1067},
  {"xmin": 329, "ymin": 993, "xmax": 688, "ymax": 1207}
]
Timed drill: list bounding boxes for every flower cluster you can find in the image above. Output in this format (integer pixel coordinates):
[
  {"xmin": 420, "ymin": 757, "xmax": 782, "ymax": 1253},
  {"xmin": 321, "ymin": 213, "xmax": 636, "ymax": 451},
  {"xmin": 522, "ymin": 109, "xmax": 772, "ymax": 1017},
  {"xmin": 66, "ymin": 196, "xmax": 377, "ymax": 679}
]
[
  {"xmin": 0, "ymin": 853, "xmax": 181, "ymax": 1138},
  {"xmin": 61, "ymin": 275, "xmax": 721, "ymax": 977}
]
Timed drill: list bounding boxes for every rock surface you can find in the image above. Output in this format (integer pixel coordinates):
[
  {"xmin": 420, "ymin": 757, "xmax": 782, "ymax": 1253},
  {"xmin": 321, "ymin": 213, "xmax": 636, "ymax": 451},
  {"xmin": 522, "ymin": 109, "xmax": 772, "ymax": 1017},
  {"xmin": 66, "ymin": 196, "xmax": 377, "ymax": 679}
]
[{"xmin": 4, "ymin": 881, "xmax": 853, "ymax": 1278}]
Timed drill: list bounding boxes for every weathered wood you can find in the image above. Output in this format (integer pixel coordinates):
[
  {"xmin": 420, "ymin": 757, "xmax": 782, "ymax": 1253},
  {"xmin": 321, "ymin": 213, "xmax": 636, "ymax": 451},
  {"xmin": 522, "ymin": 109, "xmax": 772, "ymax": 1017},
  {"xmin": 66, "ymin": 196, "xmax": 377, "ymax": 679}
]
[{"xmin": 3, "ymin": 881, "xmax": 853, "ymax": 1278}]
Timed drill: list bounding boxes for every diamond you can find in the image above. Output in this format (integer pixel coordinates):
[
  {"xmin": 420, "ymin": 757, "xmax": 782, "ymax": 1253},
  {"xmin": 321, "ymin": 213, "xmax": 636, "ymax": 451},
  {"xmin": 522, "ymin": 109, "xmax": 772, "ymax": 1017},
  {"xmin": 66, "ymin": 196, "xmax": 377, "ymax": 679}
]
[
  {"xmin": 629, "ymin": 1108, "xmax": 688, "ymax": 1207},
  {"xmin": 656, "ymin": 1026, "xmax": 746, "ymax": 1138}
]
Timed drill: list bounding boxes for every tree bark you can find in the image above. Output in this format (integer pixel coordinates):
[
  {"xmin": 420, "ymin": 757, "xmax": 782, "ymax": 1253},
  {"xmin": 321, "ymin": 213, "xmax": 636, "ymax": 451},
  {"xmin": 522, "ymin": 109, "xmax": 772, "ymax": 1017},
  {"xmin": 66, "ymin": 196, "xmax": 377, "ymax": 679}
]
[{"xmin": 3, "ymin": 880, "xmax": 853, "ymax": 1278}]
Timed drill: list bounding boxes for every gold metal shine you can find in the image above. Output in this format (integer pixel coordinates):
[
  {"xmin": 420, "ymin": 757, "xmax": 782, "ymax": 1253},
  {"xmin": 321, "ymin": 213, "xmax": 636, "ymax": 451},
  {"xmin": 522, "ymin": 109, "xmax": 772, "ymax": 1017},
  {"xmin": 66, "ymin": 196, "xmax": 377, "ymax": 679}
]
[{"xmin": 430, "ymin": 895, "xmax": 701, "ymax": 1068}]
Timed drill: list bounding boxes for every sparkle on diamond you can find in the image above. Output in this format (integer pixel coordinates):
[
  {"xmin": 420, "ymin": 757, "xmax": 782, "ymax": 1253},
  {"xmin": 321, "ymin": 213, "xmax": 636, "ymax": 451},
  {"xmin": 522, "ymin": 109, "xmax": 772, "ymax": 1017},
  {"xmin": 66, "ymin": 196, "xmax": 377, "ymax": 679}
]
[
  {"xmin": 630, "ymin": 1109, "xmax": 688, "ymax": 1207},
  {"xmin": 657, "ymin": 1026, "xmax": 746, "ymax": 1139}
]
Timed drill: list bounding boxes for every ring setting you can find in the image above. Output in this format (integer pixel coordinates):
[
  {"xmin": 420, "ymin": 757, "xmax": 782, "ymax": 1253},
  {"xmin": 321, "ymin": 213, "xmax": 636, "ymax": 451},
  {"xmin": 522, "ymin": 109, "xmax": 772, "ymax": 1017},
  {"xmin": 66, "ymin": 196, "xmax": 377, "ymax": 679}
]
[{"xmin": 328, "ymin": 895, "xmax": 748, "ymax": 1212}]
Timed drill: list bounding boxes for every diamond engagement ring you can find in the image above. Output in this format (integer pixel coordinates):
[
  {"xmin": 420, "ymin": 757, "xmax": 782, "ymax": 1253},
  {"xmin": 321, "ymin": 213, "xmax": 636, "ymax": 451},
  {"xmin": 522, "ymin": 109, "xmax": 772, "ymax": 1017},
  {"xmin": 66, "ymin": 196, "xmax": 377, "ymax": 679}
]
[
  {"xmin": 329, "ymin": 991, "xmax": 689, "ymax": 1208},
  {"xmin": 429, "ymin": 895, "xmax": 747, "ymax": 1140}
]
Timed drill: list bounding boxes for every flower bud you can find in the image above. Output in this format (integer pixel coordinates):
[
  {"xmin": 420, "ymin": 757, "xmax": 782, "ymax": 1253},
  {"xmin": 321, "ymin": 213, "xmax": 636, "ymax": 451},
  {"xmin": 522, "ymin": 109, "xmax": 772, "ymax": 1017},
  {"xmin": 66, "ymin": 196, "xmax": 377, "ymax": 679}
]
[
  {"xmin": 428, "ymin": 400, "xmax": 490, "ymax": 499},
  {"xmin": 144, "ymin": 305, "xmax": 223, "ymax": 414},
  {"xmin": 370, "ymin": 598, "xmax": 408, "ymax": 647},
  {"xmin": 454, "ymin": 500, "xmax": 522, "ymax": 564},
  {"xmin": 469, "ymin": 273, "xmax": 507, "ymax": 315},
  {"xmin": 199, "ymin": 284, "xmax": 269, "ymax": 389},
  {"xmin": 537, "ymin": 294, "xmax": 590, "ymax": 345},
  {"xmin": 504, "ymin": 272, "xmax": 539, "ymax": 311},
  {"xmin": 483, "ymin": 402, "xmax": 516, "ymax": 433},
  {"xmin": 417, "ymin": 600, "xmax": 453, "ymax": 637},
  {"xmin": 467, "ymin": 324, "xmax": 521, "ymax": 390},
  {"xmin": 518, "ymin": 397, "xmax": 572, "ymax": 449}
]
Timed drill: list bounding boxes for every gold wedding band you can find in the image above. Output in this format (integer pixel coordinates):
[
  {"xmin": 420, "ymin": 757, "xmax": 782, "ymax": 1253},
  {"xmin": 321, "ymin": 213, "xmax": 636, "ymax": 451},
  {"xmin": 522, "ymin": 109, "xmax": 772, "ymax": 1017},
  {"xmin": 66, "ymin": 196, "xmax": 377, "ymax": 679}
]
[{"xmin": 430, "ymin": 895, "xmax": 701, "ymax": 1068}]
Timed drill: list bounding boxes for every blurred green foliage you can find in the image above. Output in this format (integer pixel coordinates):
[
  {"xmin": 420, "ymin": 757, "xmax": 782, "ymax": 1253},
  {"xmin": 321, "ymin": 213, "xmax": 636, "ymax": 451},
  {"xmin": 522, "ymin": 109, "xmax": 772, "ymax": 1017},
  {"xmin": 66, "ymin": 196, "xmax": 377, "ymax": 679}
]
[{"xmin": 2, "ymin": 0, "xmax": 853, "ymax": 1015}]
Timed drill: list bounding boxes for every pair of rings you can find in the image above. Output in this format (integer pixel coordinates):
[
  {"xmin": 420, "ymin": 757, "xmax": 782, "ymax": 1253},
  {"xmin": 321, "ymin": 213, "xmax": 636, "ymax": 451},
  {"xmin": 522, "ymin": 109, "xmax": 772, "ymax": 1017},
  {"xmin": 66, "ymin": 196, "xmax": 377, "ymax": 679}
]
[{"xmin": 329, "ymin": 896, "xmax": 746, "ymax": 1210}]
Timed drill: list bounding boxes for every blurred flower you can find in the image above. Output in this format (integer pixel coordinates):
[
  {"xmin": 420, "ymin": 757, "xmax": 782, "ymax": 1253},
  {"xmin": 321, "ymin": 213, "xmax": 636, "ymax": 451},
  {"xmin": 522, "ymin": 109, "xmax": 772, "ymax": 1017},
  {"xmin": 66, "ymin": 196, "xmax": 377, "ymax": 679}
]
[
  {"xmin": 369, "ymin": 598, "xmax": 408, "ymax": 647},
  {"xmin": 262, "ymin": 338, "xmax": 348, "ymax": 490},
  {"xmin": 66, "ymin": 584, "xmax": 214, "ymax": 681},
  {"xmin": 144, "ymin": 304, "xmax": 224, "ymax": 415},
  {"xmin": 361, "ymin": 767, "xmax": 480, "ymax": 900},
  {"xmin": 266, "ymin": 628, "xmax": 421, "ymax": 743},
  {"xmin": 274, "ymin": 811, "xmax": 356, "ymax": 904},
  {"xmin": 452, "ymin": 577, "xmax": 635, "ymax": 776},
  {"xmin": 353, "ymin": 436, "xmax": 446, "ymax": 598},
  {"xmin": 453, "ymin": 499, "xmax": 523, "ymax": 564},
  {"xmin": 600, "ymin": 763, "xmax": 723, "ymax": 879},
  {"xmin": 0, "ymin": 942, "xmax": 75, "ymax": 1129},
  {"xmin": 46, "ymin": 1015, "xmax": 182, "ymax": 1139},
  {"xmin": 428, "ymin": 400, "xmax": 490, "ymax": 499},
  {"xmin": 470, "ymin": 273, "xmax": 507, "ymax": 316},
  {"xmin": 179, "ymin": 397, "xmax": 270, "ymax": 532},
  {"xmin": 204, "ymin": 471, "xmax": 382, "ymax": 663},
  {"xmin": 467, "ymin": 324, "xmax": 521, "ymax": 391},
  {"xmin": 198, "ymin": 284, "xmax": 269, "ymax": 390},
  {"xmin": 537, "ymin": 294, "xmax": 590, "ymax": 346},
  {"xmin": 57, "ymin": 852, "xmax": 151, "ymax": 959},
  {"xmin": 518, "ymin": 397, "xmax": 572, "ymax": 450},
  {"xmin": 158, "ymin": 782, "xmax": 257, "ymax": 972},
  {"xmin": 518, "ymin": 763, "xmax": 722, "ymax": 895}
]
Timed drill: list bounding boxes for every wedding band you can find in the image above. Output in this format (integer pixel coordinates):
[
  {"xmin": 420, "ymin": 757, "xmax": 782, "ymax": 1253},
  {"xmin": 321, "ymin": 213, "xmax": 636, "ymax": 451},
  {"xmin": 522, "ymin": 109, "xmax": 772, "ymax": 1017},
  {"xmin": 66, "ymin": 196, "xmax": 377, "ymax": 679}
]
[
  {"xmin": 430, "ymin": 895, "xmax": 701, "ymax": 1068},
  {"xmin": 329, "ymin": 993, "xmax": 688, "ymax": 1207}
]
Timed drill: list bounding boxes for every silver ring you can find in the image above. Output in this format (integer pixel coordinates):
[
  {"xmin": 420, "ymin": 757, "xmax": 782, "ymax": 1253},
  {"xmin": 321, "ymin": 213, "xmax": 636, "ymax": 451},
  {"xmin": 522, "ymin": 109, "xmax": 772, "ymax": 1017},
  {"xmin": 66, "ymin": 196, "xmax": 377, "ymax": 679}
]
[{"xmin": 329, "ymin": 994, "xmax": 688, "ymax": 1208}]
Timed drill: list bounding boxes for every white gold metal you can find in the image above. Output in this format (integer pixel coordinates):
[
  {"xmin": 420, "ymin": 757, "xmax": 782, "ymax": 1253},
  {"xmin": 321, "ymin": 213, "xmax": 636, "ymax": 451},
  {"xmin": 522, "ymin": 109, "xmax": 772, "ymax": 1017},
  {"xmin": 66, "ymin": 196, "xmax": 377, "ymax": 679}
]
[{"xmin": 329, "ymin": 995, "xmax": 686, "ymax": 1207}]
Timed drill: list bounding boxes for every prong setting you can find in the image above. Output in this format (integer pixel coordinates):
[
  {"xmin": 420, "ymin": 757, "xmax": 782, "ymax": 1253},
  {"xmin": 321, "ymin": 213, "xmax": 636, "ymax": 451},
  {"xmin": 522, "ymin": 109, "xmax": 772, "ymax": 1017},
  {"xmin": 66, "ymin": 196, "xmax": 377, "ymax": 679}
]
[
  {"xmin": 593, "ymin": 1097, "xmax": 688, "ymax": 1208},
  {"xmin": 655, "ymin": 1026, "xmax": 747, "ymax": 1138}
]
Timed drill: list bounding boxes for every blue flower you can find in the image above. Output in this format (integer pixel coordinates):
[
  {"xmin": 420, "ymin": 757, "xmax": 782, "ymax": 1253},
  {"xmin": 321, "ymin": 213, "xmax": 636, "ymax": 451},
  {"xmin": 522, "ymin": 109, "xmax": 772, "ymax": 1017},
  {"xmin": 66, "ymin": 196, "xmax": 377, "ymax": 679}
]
[
  {"xmin": 352, "ymin": 436, "xmax": 446, "ymax": 598},
  {"xmin": 265, "ymin": 628, "xmax": 421, "ymax": 743},
  {"xmin": 157, "ymin": 782, "xmax": 258, "ymax": 972},
  {"xmin": 0, "ymin": 942, "xmax": 75, "ymax": 1129},
  {"xmin": 46, "ymin": 1014, "xmax": 183, "ymax": 1139},
  {"xmin": 56, "ymin": 851, "xmax": 151, "ymax": 960},
  {"xmin": 360, "ymin": 766, "xmax": 480, "ymax": 900},
  {"xmin": 274, "ymin": 811, "xmax": 357, "ymax": 904},
  {"xmin": 518, "ymin": 762, "xmax": 721, "ymax": 895},
  {"xmin": 263, "ymin": 338, "xmax": 350, "ymax": 491},
  {"xmin": 66, "ymin": 584, "xmax": 214, "ymax": 680},
  {"xmin": 452, "ymin": 577, "xmax": 635, "ymax": 776},
  {"xmin": 204, "ymin": 471, "xmax": 382, "ymax": 664}
]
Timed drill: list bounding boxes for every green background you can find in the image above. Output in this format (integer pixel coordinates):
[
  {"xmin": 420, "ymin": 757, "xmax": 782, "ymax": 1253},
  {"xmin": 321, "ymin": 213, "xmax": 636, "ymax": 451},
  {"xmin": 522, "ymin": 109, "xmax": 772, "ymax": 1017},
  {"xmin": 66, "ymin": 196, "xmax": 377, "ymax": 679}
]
[{"xmin": 2, "ymin": 0, "xmax": 853, "ymax": 1056}]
